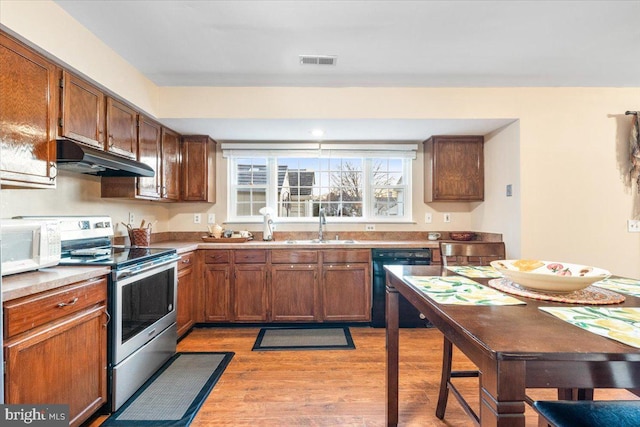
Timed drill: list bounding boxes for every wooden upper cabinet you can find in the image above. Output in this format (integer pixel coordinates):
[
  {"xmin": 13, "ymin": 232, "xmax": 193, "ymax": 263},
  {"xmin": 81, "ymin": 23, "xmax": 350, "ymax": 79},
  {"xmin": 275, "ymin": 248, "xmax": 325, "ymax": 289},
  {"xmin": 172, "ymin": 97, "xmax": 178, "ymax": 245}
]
[
  {"xmin": 424, "ymin": 135, "xmax": 484, "ymax": 202},
  {"xmin": 137, "ymin": 115, "xmax": 162, "ymax": 199},
  {"xmin": 106, "ymin": 97, "xmax": 137, "ymax": 159},
  {"xmin": 161, "ymin": 127, "xmax": 181, "ymax": 201},
  {"xmin": 100, "ymin": 123, "xmax": 181, "ymax": 202},
  {"xmin": 182, "ymin": 135, "xmax": 216, "ymax": 203},
  {"xmin": 59, "ymin": 70, "xmax": 105, "ymax": 149},
  {"xmin": 0, "ymin": 32, "xmax": 58, "ymax": 188}
]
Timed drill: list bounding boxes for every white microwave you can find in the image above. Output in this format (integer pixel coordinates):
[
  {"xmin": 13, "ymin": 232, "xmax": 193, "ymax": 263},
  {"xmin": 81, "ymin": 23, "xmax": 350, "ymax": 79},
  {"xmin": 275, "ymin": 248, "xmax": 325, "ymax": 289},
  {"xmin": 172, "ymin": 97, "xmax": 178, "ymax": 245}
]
[{"xmin": 1, "ymin": 219, "xmax": 61, "ymax": 276}]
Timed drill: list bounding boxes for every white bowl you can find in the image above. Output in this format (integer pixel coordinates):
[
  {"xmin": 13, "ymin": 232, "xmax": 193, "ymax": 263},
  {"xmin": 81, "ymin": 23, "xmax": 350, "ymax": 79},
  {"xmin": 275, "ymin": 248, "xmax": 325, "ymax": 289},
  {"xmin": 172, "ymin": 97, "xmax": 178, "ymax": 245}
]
[{"xmin": 490, "ymin": 259, "xmax": 611, "ymax": 293}]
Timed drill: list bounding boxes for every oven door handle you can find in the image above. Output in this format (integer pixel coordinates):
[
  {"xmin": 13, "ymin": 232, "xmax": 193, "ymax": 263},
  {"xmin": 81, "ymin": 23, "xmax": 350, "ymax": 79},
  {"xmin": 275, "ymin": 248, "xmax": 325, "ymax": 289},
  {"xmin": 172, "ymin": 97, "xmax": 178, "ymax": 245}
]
[{"xmin": 116, "ymin": 255, "xmax": 180, "ymax": 280}]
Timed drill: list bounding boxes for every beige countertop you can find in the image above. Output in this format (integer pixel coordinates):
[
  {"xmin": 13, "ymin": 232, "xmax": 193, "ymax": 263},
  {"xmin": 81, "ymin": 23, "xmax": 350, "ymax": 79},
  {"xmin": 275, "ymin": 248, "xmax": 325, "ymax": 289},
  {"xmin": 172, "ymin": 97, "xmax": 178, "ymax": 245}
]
[
  {"xmin": 154, "ymin": 239, "xmax": 441, "ymax": 254},
  {"xmin": 1, "ymin": 238, "xmax": 469, "ymax": 302},
  {"xmin": 2, "ymin": 266, "xmax": 111, "ymax": 302}
]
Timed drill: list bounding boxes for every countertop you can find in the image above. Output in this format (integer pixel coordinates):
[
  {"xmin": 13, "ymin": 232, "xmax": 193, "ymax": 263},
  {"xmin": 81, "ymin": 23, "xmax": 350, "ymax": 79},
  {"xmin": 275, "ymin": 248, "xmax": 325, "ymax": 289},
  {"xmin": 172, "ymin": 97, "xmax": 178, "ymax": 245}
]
[
  {"xmin": 154, "ymin": 238, "xmax": 442, "ymax": 254},
  {"xmin": 0, "ymin": 238, "xmax": 466, "ymax": 302},
  {"xmin": 2, "ymin": 265, "xmax": 112, "ymax": 302}
]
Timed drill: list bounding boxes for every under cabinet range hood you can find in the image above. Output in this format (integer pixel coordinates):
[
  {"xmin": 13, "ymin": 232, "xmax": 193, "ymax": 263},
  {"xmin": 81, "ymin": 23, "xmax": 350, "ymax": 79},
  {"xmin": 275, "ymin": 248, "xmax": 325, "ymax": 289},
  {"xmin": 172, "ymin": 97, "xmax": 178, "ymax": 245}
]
[{"xmin": 56, "ymin": 139, "xmax": 154, "ymax": 177}]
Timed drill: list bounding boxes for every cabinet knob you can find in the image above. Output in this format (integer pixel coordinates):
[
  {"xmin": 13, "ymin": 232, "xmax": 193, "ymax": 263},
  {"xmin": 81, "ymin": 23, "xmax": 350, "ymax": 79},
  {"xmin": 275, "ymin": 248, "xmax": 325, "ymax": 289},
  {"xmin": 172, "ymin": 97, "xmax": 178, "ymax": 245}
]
[{"xmin": 182, "ymin": 258, "xmax": 190, "ymax": 264}]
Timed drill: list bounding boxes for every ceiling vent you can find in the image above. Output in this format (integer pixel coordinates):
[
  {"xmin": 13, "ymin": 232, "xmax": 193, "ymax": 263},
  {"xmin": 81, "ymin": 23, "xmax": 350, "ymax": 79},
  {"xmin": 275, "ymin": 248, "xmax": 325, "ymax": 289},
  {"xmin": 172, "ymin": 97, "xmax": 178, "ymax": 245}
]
[{"xmin": 299, "ymin": 55, "xmax": 337, "ymax": 66}]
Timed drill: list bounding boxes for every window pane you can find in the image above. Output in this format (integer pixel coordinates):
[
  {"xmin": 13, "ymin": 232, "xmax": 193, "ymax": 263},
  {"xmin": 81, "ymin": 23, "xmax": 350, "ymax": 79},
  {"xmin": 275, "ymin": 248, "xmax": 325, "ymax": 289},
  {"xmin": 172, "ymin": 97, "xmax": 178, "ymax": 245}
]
[
  {"xmin": 277, "ymin": 158, "xmax": 320, "ymax": 218},
  {"xmin": 234, "ymin": 187, "xmax": 266, "ymax": 216},
  {"xmin": 229, "ymin": 154, "xmax": 409, "ymax": 221},
  {"xmin": 232, "ymin": 158, "xmax": 268, "ymax": 216},
  {"xmin": 373, "ymin": 187, "xmax": 404, "ymax": 216},
  {"xmin": 236, "ymin": 158, "xmax": 267, "ymax": 185},
  {"xmin": 323, "ymin": 159, "xmax": 363, "ymax": 217}
]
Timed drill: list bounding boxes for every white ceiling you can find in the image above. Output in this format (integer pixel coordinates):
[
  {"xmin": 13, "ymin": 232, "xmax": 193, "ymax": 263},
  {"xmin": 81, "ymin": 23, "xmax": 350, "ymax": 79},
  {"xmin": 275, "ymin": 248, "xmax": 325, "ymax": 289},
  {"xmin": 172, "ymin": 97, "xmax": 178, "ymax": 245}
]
[{"xmin": 53, "ymin": 0, "xmax": 640, "ymax": 141}]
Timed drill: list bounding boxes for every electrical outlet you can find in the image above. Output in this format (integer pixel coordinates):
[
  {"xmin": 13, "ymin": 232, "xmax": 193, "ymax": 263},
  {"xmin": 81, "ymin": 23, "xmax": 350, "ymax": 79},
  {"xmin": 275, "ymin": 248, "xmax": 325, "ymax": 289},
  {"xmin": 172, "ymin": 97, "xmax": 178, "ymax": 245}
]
[
  {"xmin": 365, "ymin": 224, "xmax": 375, "ymax": 231},
  {"xmin": 424, "ymin": 213, "xmax": 432, "ymax": 223},
  {"xmin": 128, "ymin": 212, "xmax": 135, "ymax": 225},
  {"xmin": 628, "ymin": 219, "xmax": 640, "ymax": 232},
  {"xmin": 194, "ymin": 213, "xmax": 202, "ymax": 224},
  {"xmin": 506, "ymin": 184, "xmax": 513, "ymax": 197},
  {"xmin": 207, "ymin": 213, "xmax": 216, "ymax": 224},
  {"xmin": 444, "ymin": 213, "xmax": 451, "ymax": 223}
]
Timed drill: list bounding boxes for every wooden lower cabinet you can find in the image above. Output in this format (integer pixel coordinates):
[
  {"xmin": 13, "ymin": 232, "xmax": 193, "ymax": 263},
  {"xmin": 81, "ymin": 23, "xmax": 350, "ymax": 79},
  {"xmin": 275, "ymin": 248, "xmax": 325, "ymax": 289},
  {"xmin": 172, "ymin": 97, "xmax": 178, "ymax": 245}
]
[
  {"xmin": 203, "ymin": 250, "xmax": 232, "ymax": 322},
  {"xmin": 200, "ymin": 248, "xmax": 371, "ymax": 324},
  {"xmin": 3, "ymin": 277, "xmax": 108, "ymax": 427},
  {"xmin": 322, "ymin": 263, "xmax": 371, "ymax": 321},
  {"xmin": 204, "ymin": 263, "xmax": 232, "ymax": 321},
  {"xmin": 176, "ymin": 251, "xmax": 196, "ymax": 338},
  {"xmin": 271, "ymin": 264, "xmax": 318, "ymax": 322},
  {"xmin": 234, "ymin": 264, "xmax": 269, "ymax": 321},
  {"xmin": 321, "ymin": 249, "xmax": 371, "ymax": 321}
]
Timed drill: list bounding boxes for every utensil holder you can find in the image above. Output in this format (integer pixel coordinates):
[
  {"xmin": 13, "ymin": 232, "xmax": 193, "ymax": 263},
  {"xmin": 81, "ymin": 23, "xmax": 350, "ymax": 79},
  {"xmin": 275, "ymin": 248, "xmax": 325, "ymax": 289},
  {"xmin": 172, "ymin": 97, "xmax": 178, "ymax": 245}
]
[{"xmin": 129, "ymin": 227, "xmax": 151, "ymax": 247}]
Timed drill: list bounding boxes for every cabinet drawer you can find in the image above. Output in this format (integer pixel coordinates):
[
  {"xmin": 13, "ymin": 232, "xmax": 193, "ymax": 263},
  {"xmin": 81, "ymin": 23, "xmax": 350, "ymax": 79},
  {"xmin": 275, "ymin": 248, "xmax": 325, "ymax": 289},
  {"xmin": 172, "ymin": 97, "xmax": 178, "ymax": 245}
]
[
  {"xmin": 204, "ymin": 250, "xmax": 229, "ymax": 264},
  {"xmin": 4, "ymin": 277, "xmax": 107, "ymax": 338},
  {"xmin": 271, "ymin": 250, "xmax": 318, "ymax": 264},
  {"xmin": 322, "ymin": 250, "xmax": 370, "ymax": 264},
  {"xmin": 234, "ymin": 250, "xmax": 267, "ymax": 264},
  {"xmin": 178, "ymin": 251, "xmax": 196, "ymax": 270}
]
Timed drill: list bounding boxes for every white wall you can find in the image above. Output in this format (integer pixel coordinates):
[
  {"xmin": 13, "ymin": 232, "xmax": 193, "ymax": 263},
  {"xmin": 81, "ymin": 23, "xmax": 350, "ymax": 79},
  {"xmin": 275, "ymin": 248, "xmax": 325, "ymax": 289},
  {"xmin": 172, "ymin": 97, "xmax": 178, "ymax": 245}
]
[
  {"xmin": 3, "ymin": 1, "xmax": 640, "ymax": 278},
  {"xmin": 473, "ymin": 122, "xmax": 521, "ymax": 259},
  {"xmin": 0, "ymin": 172, "xmax": 171, "ymax": 240}
]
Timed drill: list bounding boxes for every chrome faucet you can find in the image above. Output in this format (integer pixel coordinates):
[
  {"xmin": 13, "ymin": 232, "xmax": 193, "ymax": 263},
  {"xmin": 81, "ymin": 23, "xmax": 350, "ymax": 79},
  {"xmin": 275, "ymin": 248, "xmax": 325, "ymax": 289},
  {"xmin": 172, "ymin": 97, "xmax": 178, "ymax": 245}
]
[{"xmin": 318, "ymin": 207, "xmax": 326, "ymax": 242}]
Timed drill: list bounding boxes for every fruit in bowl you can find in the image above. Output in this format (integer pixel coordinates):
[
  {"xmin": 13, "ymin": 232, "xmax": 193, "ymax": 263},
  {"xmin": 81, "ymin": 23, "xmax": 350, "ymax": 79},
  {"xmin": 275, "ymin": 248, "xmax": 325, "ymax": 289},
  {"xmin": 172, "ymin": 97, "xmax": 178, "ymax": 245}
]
[{"xmin": 490, "ymin": 259, "xmax": 611, "ymax": 293}]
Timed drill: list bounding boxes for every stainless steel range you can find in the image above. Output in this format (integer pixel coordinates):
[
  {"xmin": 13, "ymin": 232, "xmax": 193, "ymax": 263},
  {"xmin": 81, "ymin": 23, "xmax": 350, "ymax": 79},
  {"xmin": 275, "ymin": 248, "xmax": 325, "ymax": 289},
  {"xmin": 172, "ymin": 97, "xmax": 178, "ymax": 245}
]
[{"xmin": 36, "ymin": 216, "xmax": 179, "ymax": 412}]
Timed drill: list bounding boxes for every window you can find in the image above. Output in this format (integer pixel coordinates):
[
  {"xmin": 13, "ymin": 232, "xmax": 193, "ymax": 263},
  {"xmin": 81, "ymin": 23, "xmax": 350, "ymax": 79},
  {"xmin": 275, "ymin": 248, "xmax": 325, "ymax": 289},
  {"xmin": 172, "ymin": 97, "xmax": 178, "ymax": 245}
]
[{"xmin": 224, "ymin": 143, "xmax": 415, "ymax": 222}]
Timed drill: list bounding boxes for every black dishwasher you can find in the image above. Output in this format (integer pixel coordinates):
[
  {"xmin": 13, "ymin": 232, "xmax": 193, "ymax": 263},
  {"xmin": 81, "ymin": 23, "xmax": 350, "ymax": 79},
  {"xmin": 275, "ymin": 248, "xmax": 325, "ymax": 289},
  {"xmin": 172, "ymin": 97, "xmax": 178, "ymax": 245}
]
[{"xmin": 371, "ymin": 248, "xmax": 432, "ymax": 327}]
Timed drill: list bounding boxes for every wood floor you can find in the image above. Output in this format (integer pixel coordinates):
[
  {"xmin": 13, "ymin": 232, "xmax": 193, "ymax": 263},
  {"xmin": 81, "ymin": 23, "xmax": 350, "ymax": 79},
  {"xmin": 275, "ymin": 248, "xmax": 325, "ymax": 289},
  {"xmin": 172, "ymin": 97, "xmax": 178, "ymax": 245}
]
[{"xmin": 87, "ymin": 326, "xmax": 637, "ymax": 426}]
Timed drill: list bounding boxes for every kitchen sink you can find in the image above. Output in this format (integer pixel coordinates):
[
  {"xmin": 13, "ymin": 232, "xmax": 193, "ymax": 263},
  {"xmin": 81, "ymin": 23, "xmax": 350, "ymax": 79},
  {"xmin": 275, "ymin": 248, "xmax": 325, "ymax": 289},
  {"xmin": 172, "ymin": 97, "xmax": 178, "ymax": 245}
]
[{"xmin": 284, "ymin": 239, "xmax": 357, "ymax": 244}]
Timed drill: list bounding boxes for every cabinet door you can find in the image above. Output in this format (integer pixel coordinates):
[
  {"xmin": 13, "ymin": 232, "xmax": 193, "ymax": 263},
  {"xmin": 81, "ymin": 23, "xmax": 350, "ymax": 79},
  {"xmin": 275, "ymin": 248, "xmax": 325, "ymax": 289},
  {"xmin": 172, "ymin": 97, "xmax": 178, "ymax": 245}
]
[
  {"xmin": 177, "ymin": 252, "xmax": 196, "ymax": 337},
  {"xmin": 181, "ymin": 135, "xmax": 216, "ymax": 202},
  {"xmin": 106, "ymin": 97, "xmax": 137, "ymax": 159},
  {"xmin": 60, "ymin": 70, "xmax": 105, "ymax": 149},
  {"xmin": 137, "ymin": 115, "xmax": 162, "ymax": 199},
  {"xmin": 234, "ymin": 264, "xmax": 268, "ymax": 321},
  {"xmin": 4, "ymin": 305, "xmax": 107, "ymax": 427},
  {"xmin": 322, "ymin": 263, "xmax": 371, "ymax": 321},
  {"xmin": 425, "ymin": 135, "xmax": 484, "ymax": 202},
  {"xmin": 161, "ymin": 127, "xmax": 181, "ymax": 201},
  {"xmin": 0, "ymin": 33, "xmax": 57, "ymax": 188},
  {"xmin": 204, "ymin": 264, "xmax": 231, "ymax": 322},
  {"xmin": 271, "ymin": 264, "xmax": 318, "ymax": 322}
]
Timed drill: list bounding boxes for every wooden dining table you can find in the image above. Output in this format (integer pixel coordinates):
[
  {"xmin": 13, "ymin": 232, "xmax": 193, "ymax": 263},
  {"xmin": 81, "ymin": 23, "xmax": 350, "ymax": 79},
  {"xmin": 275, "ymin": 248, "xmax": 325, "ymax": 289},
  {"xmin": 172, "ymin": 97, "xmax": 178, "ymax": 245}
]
[{"xmin": 385, "ymin": 264, "xmax": 640, "ymax": 427}]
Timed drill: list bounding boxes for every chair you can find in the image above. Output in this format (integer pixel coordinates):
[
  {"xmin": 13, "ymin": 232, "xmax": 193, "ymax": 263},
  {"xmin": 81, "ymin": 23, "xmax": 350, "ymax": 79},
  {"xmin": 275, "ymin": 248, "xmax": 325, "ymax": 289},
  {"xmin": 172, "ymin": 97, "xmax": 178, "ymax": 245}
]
[
  {"xmin": 436, "ymin": 241, "xmax": 506, "ymax": 424},
  {"xmin": 533, "ymin": 400, "xmax": 640, "ymax": 427}
]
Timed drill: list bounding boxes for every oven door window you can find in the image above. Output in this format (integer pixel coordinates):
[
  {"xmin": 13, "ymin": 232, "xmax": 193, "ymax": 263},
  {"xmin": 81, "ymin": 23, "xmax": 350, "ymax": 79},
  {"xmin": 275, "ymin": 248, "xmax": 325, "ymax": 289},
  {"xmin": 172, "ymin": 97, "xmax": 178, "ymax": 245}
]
[{"xmin": 121, "ymin": 267, "xmax": 175, "ymax": 343}]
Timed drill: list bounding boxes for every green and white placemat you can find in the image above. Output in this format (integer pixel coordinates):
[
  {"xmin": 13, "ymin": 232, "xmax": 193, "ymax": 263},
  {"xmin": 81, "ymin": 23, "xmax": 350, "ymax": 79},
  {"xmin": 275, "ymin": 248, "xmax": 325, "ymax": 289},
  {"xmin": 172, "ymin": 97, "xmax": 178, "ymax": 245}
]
[
  {"xmin": 540, "ymin": 306, "xmax": 640, "ymax": 348},
  {"xmin": 446, "ymin": 265, "xmax": 503, "ymax": 278},
  {"xmin": 403, "ymin": 276, "xmax": 524, "ymax": 305},
  {"xmin": 594, "ymin": 278, "xmax": 640, "ymax": 298}
]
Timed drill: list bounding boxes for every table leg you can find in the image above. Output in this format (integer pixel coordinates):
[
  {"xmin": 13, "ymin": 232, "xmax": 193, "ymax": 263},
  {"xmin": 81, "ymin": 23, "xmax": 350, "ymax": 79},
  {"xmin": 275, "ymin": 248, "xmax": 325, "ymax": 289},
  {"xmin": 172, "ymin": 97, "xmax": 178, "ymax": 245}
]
[
  {"xmin": 557, "ymin": 388, "xmax": 594, "ymax": 400},
  {"xmin": 386, "ymin": 281, "xmax": 400, "ymax": 427},
  {"xmin": 480, "ymin": 360, "xmax": 527, "ymax": 426}
]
